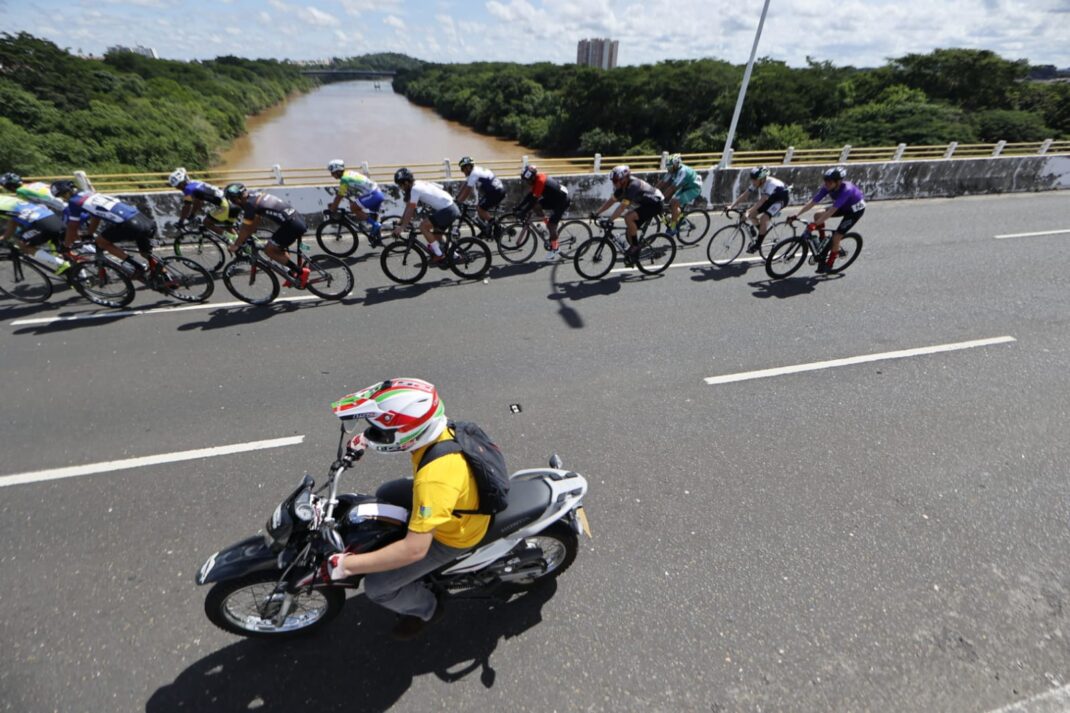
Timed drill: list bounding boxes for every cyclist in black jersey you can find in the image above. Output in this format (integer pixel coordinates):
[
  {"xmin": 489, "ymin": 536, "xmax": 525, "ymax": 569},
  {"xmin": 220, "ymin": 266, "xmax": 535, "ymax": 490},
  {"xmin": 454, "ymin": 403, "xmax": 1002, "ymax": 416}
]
[
  {"xmin": 592, "ymin": 165, "xmax": 663, "ymax": 262},
  {"xmin": 224, "ymin": 183, "xmax": 309, "ymax": 288},
  {"xmin": 515, "ymin": 164, "xmax": 571, "ymax": 261}
]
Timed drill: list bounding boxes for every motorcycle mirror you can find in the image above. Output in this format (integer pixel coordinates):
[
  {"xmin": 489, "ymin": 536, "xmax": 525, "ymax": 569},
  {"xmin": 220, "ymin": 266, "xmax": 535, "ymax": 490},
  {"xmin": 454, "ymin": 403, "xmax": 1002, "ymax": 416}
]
[{"xmin": 549, "ymin": 453, "xmax": 564, "ymax": 470}]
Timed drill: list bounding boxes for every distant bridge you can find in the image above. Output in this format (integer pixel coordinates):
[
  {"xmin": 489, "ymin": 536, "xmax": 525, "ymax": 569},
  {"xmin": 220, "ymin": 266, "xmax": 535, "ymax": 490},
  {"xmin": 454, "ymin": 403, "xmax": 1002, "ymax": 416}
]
[{"xmin": 300, "ymin": 69, "xmax": 396, "ymax": 80}]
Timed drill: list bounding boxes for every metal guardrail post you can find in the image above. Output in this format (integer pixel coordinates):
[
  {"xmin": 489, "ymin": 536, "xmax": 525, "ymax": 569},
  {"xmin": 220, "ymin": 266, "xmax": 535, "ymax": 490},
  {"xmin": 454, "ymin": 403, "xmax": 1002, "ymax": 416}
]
[
  {"xmin": 839, "ymin": 145, "xmax": 852, "ymax": 163},
  {"xmin": 893, "ymin": 144, "xmax": 907, "ymax": 162},
  {"xmin": 783, "ymin": 147, "xmax": 794, "ymax": 165},
  {"xmin": 74, "ymin": 171, "xmax": 93, "ymax": 192},
  {"xmin": 719, "ymin": 148, "xmax": 733, "ymax": 168},
  {"xmin": 593, "ymin": 153, "xmax": 602, "ymax": 173},
  {"xmin": 522, "ymin": 155, "xmax": 529, "ymax": 170},
  {"xmin": 944, "ymin": 142, "xmax": 958, "ymax": 159},
  {"xmin": 991, "ymin": 141, "xmax": 1007, "ymax": 158},
  {"xmin": 443, "ymin": 159, "xmax": 452, "ymax": 179},
  {"xmin": 1039, "ymin": 138, "xmax": 1053, "ymax": 155},
  {"xmin": 272, "ymin": 164, "xmax": 284, "ymax": 185},
  {"xmin": 660, "ymin": 151, "xmax": 668, "ymax": 171},
  {"xmin": 361, "ymin": 161, "xmax": 370, "ymax": 174}
]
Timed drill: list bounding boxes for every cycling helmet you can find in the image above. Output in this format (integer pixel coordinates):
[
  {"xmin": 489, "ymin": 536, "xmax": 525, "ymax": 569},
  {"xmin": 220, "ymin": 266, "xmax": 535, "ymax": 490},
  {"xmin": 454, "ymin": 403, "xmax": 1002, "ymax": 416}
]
[
  {"xmin": 327, "ymin": 159, "xmax": 345, "ymax": 174},
  {"xmin": 520, "ymin": 165, "xmax": 538, "ymax": 181},
  {"xmin": 610, "ymin": 165, "xmax": 631, "ymax": 182},
  {"xmin": 458, "ymin": 156, "xmax": 474, "ymax": 170},
  {"xmin": 223, "ymin": 182, "xmax": 247, "ymax": 201},
  {"xmin": 394, "ymin": 167, "xmax": 414, "ymax": 185},
  {"xmin": 667, "ymin": 153, "xmax": 683, "ymax": 171},
  {"xmin": 823, "ymin": 167, "xmax": 846, "ymax": 182},
  {"xmin": 168, "ymin": 167, "xmax": 188, "ymax": 188},
  {"xmin": 750, "ymin": 166, "xmax": 770, "ymax": 181},
  {"xmin": 330, "ymin": 378, "xmax": 447, "ymax": 454},
  {"xmin": 51, "ymin": 179, "xmax": 77, "ymax": 198},
  {"xmin": 1, "ymin": 172, "xmax": 22, "ymax": 191}
]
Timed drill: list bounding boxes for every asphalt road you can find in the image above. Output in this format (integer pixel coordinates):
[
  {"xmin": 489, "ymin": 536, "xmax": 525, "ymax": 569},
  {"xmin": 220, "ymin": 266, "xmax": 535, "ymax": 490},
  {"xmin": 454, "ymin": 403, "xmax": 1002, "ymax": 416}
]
[{"xmin": 1, "ymin": 191, "xmax": 1069, "ymax": 713}]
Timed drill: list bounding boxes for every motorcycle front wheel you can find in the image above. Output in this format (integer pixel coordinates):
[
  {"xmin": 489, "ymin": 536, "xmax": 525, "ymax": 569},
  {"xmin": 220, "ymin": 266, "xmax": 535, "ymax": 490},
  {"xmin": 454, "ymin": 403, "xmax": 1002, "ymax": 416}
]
[{"xmin": 204, "ymin": 572, "xmax": 346, "ymax": 639}]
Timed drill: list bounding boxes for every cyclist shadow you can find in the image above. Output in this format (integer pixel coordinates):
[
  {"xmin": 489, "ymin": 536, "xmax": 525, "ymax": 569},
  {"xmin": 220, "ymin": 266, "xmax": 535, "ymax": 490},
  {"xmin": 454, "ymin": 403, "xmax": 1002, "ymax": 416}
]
[
  {"xmin": 9, "ymin": 295, "xmax": 179, "ymax": 335},
  {"xmin": 362, "ymin": 282, "xmax": 436, "ymax": 307},
  {"xmin": 689, "ymin": 263, "xmax": 750, "ymax": 283},
  {"xmin": 145, "ymin": 583, "xmax": 557, "ymax": 713},
  {"xmin": 176, "ymin": 300, "xmax": 338, "ymax": 331},
  {"xmin": 488, "ymin": 262, "xmax": 543, "ymax": 280},
  {"xmin": 749, "ymin": 274, "xmax": 841, "ymax": 299}
]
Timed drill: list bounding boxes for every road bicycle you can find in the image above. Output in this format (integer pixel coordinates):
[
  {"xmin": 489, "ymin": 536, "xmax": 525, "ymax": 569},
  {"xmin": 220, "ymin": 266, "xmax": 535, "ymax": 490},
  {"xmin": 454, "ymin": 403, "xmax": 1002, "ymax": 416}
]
[
  {"xmin": 379, "ymin": 217, "xmax": 492, "ymax": 285},
  {"xmin": 221, "ymin": 233, "xmax": 354, "ymax": 305},
  {"xmin": 84, "ymin": 245, "xmax": 214, "ymax": 304},
  {"xmin": 764, "ymin": 219, "xmax": 864, "ymax": 279},
  {"xmin": 172, "ymin": 223, "xmax": 276, "ymax": 273},
  {"xmin": 0, "ymin": 241, "xmax": 134, "ymax": 308},
  {"xmin": 572, "ymin": 217, "xmax": 677, "ymax": 280},
  {"xmin": 315, "ymin": 208, "xmax": 385, "ymax": 258},
  {"xmin": 658, "ymin": 202, "xmax": 711, "ymax": 247},
  {"xmin": 705, "ymin": 208, "xmax": 794, "ymax": 267}
]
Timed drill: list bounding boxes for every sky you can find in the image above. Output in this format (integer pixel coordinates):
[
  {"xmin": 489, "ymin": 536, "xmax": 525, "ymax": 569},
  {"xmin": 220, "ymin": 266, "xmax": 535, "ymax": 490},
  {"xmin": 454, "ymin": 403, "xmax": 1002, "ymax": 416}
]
[{"xmin": 3, "ymin": 0, "xmax": 1068, "ymax": 67}]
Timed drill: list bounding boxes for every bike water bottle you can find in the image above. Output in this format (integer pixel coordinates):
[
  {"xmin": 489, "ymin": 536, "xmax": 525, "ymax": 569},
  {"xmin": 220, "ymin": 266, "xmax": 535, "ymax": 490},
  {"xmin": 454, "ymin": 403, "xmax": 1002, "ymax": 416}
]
[
  {"xmin": 223, "ymin": 230, "xmax": 238, "ymax": 243},
  {"xmin": 34, "ymin": 249, "xmax": 69, "ymax": 273}
]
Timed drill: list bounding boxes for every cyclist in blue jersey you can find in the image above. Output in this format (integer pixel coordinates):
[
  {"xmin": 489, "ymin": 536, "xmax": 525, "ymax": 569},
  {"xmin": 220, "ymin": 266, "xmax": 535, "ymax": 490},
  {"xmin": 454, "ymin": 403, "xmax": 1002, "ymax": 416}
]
[
  {"xmin": 168, "ymin": 167, "xmax": 236, "ymax": 236},
  {"xmin": 656, "ymin": 154, "xmax": 703, "ymax": 236},
  {"xmin": 326, "ymin": 159, "xmax": 384, "ymax": 244},
  {"xmin": 454, "ymin": 157, "xmax": 507, "ymax": 226},
  {"xmin": 0, "ymin": 195, "xmax": 71, "ymax": 274},
  {"xmin": 790, "ymin": 167, "xmax": 866, "ymax": 273},
  {"xmin": 52, "ymin": 180, "xmax": 161, "ymax": 278}
]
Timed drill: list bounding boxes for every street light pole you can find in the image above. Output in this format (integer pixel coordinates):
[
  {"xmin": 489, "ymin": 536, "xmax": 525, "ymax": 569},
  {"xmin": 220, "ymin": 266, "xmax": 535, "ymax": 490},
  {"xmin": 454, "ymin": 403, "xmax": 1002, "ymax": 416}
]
[{"xmin": 719, "ymin": 0, "xmax": 772, "ymax": 168}]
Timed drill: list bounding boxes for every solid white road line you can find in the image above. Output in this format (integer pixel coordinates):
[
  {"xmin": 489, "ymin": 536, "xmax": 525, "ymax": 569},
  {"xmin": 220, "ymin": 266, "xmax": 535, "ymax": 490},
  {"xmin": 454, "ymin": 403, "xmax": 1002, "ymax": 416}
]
[
  {"xmin": 0, "ymin": 435, "xmax": 305, "ymax": 488},
  {"xmin": 609, "ymin": 257, "xmax": 763, "ymax": 274},
  {"xmin": 9, "ymin": 295, "xmax": 321, "ymax": 326},
  {"xmin": 987, "ymin": 683, "xmax": 1070, "ymax": 712},
  {"xmin": 994, "ymin": 228, "xmax": 1070, "ymax": 240},
  {"xmin": 703, "ymin": 336, "xmax": 1017, "ymax": 386}
]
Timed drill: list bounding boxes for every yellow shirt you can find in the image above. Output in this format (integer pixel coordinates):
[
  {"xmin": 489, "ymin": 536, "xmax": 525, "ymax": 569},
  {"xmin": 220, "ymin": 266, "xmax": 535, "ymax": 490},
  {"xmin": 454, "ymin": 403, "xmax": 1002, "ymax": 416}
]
[{"xmin": 408, "ymin": 430, "xmax": 491, "ymax": 549}]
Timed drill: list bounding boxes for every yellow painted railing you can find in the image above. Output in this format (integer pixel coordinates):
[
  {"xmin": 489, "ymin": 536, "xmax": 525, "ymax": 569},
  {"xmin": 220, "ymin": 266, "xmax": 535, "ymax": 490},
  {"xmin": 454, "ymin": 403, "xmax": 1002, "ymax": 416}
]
[{"xmin": 25, "ymin": 140, "xmax": 1070, "ymax": 194}]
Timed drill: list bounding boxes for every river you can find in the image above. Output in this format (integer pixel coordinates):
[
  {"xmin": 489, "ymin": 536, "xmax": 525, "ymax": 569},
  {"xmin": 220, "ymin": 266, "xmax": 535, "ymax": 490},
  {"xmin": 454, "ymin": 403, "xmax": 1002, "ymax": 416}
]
[{"xmin": 217, "ymin": 81, "xmax": 539, "ymax": 171}]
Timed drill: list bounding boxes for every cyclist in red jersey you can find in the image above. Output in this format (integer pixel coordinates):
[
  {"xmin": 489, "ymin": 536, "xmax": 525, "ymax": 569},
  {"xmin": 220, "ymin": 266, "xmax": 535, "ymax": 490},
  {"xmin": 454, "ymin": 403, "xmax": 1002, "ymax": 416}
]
[{"xmin": 515, "ymin": 165, "xmax": 571, "ymax": 262}]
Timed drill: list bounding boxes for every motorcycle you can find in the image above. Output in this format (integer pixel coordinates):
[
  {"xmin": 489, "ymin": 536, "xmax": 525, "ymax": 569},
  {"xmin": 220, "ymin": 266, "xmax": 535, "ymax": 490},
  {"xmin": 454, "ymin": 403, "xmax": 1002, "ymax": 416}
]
[{"xmin": 195, "ymin": 404, "xmax": 591, "ymax": 639}]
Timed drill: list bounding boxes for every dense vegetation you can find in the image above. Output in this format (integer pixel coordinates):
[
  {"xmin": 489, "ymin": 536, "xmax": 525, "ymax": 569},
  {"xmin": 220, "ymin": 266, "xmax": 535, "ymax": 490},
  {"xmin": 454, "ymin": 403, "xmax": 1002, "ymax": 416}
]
[
  {"xmin": 328, "ymin": 53, "xmax": 426, "ymax": 73},
  {"xmin": 393, "ymin": 49, "xmax": 1070, "ymax": 155},
  {"xmin": 0, "ymin": 32, "xmax": 317, "ymax": 175}
]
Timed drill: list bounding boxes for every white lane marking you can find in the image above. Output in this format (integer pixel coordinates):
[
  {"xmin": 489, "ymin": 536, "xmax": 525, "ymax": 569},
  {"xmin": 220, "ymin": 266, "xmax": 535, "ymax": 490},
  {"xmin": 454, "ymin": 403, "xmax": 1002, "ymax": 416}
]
[
  {"xmin": 609, "ymin": 257, "xmax": 763, "ymax": 274},
  {"xmin": 987, "ymin": 683, "xmax": 1070, "ymax": 712},
  {"xmin": 703, "ymin": 336, "xmax": 1017, "ymax": 386},
  {"xmin": 0, "ymin": 435, "xmax": 305, "ymax": 488},
  {"xmin": 9, "ymin": 295, "xmax": 320, "ymax": 326},
  {"xmin": 994, "ymin": 228, "xmax": 1070, "ymax": 240}
]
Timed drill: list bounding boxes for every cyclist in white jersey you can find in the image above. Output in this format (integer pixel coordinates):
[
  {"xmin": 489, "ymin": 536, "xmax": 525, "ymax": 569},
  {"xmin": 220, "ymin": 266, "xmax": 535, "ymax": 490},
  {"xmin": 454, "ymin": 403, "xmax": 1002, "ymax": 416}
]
[
  {"xmin": 727, "ymin": 166, "xmax": 791, "ymax": 254},
  {"xmin": 391, "ymin": 168, "xmax": 462, "ymax": 265}
]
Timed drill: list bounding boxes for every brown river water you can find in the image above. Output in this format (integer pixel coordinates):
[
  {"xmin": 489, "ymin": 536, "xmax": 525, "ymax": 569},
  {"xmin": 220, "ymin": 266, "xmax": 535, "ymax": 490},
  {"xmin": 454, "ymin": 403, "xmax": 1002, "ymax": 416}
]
[{"xmin": 217, "ymin": 80, "xmax": 539, "ymax": 171}]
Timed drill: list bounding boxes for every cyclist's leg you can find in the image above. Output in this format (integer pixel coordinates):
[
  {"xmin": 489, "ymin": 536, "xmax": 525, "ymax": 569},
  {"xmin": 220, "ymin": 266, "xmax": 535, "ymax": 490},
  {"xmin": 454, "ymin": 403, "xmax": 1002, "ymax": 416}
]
[
  {"xmin": 478, "ymin": 190, "xmax": 504, "ymax": 227},
  {"xmin": 420, "ymin": 217, "xmax": 442, "ymax": 258},
  {"xmin": 827, "ymin": 209, "xmax": 863, "ymax": 267},
  {"xmin": 97, "ymin": 222, "xmax": 135, "ymax": 265},
  {"xmin": 266, "ymin": 217, "xmax": 308, "ymax": 283},
  {"xmin": 547, "ymin": 205, "xmax": 566, "ymax": 250},
  {"xmin": 624, "ymin": 211, "xmax": 640, "ymax": 247}
]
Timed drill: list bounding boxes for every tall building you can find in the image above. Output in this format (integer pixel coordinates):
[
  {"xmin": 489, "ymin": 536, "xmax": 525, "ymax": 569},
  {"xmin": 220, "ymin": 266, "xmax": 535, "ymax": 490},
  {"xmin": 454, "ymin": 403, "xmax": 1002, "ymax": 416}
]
[{"xmin": 576, "ymin": 38, "xmax": 619, "ymax": 70}]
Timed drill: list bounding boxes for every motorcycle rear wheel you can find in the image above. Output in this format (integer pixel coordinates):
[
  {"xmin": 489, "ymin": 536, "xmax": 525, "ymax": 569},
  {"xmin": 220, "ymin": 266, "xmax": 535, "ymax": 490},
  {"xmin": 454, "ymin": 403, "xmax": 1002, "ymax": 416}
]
[
  {"xmin": 204, "ymin": 571, "xmax": 345, "ymax": 639},
  {"xmin": 502, "ymin": 522, "xmax": 579, "ymax": 591}
]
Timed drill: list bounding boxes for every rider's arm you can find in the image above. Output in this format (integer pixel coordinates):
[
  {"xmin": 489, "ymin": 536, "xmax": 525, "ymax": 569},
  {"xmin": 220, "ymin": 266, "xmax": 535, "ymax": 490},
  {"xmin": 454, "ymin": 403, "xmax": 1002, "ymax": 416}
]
[
  {"xmin": 593, "ymin": 197, "xmax": 616, "ymax": 216},
  {"xmin": 328, "ymin": 191, "xmax": 343, "ymax": 213},
  {"xmin": 232, "ymin": 217, "xmax": 257, "ymax": 248},
  {"xmin": 394, "ymin": 202, "xmax": 417, "ymax": 233},
  {"xmin": 2, "ymin": 220, "xmax": 17, "ymax": 243},
  {"xmin": 334, "ymin": 529, "xmax": 434, "ymax": 575},
  {"xmin": 792, "ymin": 199, "xmax": 816, "ymax": 219},
  {"xmin": 63, "ymin": 216, "xmax": 80, "ymax": 249},
  {"xmin": 455, "ymin": 185, "xmax": 472, "ymax": 204},
  {"xmin": 608, "ymin": 200, "xmax": 628, "ymax": 221}
]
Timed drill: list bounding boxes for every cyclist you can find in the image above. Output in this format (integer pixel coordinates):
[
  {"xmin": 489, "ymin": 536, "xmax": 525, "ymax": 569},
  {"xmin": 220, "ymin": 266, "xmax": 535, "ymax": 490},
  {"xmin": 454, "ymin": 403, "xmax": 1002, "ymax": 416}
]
[
  {"xmin": 790, "ymin": 167, "xmax": 865, "ymax": 273},
  {"xmin": 391, "ymin": 168, "xmax": 461, "ymax": 266},
  {"xmin": 592, "ymin": 165, "xmax": 663, "ymax": 263},
  {"xmin": 0, "ymin": 194, "xmax": 71, "ymax": 274},
  {"xmin": 167, "ymin": 168, "xmax": 235, "ymax": 238},
  {"xmin": 1, "ymin": 173, "xmax": 65, "ymax": 212},
  {"xmin": 727, "ymin": 166, "xmax": 790, "ymax": 254},
  {"xmin": 515, "ymin": 164, "xmax": 570, "ymax": 262},
  {"xmin": 657, "ymin": 154, "xmax": 703, "ymax": 236},
  {"xmin": 224, "ymin": 183, "xmax": 310, "ymax": 288},
  {"xmin": 454, "ymin": 156, "xmax": 506, "ymax": 226},
  {"xmin": 323, "ymin": 378, "xmax": 490, "ymax": 640},
  {"xmin": 325, "ymin": 159, "xmax": 384, "ymax": 245},
  {"xmin": 52, "ymin": 180, "xmax": 161, "ymax": 278}
]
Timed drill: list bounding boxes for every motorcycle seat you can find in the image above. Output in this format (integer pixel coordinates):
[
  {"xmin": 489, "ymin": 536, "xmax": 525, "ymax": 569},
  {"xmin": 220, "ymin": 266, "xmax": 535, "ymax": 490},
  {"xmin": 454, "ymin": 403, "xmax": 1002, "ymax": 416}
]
[{"xmin": 480, "ymin": 477, "xmax": 551, "ymax": 543}]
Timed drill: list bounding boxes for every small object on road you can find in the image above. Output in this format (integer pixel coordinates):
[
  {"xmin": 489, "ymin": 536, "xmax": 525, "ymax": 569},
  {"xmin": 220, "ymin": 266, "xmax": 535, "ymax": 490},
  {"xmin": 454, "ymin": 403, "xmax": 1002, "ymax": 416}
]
[{"xmin": 509, "ymin": 404, "xmax": 522, "ymax": 414}]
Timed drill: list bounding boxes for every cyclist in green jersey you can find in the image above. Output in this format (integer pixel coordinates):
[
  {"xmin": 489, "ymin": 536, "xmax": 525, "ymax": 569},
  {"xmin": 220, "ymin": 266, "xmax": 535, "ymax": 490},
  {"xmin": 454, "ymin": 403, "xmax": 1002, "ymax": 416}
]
[
  {"xmin": 656, "ymin": 155, "xmax": 702, "ymax": 237},
  {"xmin": 1, "ymin": 173, "xmax": 65, "ymax": 212}
]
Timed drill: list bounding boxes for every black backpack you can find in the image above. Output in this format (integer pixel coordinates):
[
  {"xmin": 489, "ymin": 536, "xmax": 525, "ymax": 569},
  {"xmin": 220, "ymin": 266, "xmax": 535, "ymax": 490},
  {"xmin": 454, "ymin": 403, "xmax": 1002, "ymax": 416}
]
[{"xmin": 417, "ymin": 421, "xmax": 510, "ymax": 516}]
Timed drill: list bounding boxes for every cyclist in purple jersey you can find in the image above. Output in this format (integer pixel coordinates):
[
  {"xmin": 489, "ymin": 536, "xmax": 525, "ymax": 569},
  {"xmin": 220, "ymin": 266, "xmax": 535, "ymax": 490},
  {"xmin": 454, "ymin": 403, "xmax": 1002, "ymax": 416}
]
[{"xmin": 791, "ymin": 167, "xmax": 866, "ymax": 273}]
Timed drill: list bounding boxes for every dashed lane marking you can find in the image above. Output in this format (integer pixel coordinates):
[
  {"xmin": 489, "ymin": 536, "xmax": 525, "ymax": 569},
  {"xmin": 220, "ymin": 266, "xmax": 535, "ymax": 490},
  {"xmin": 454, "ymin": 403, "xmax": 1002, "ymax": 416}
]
[
  {"xmin": 994, "ymin": 229, "xmax": 1070, "ymax": 240},
  {"xmin": 8, "ymin": 295, "xmax": 320, "ymax": 326}
]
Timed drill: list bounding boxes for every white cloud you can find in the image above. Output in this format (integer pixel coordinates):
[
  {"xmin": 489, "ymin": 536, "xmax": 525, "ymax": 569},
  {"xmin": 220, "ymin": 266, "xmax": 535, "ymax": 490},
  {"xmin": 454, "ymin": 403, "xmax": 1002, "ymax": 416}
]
[
  {"xmin": 258, "ymin": 11, "xmax": 272, "ymax": 24},
  {"xmin": 383, "ymin": 14, "xmax": 406, "ymax": 29},
  {"xmin": 339, "ymin": 0, "xmax": 402, "ymax": 16},
  {"xmin": 298, "ymin": 6, "xmax": 339, "ymax": 27}
]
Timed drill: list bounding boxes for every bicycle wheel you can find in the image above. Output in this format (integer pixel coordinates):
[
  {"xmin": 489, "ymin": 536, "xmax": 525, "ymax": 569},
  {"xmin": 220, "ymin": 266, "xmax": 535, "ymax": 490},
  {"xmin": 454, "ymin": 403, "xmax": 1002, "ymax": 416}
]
[
  {"xmin": 497, "ymin": 220, "xmax": 538, "ymax": 264},
  {"xmin": 222, "ymin": 256, "xmax": 279, "ymax": 305},
  {"xmin": 450, "ymin": 216, "xmax": 480, "ymax": 242},
  {"xmin": 635, "ymin": 233, "xmax": 677, "ymax": 276},
  {"xmin": 449, "ymin": 237, "xmax": 492, "ymax": 280},
  {"xmin": 380, "ymin": 240, "xmax": 428, "ymax": 285},
  {"xmin": 676, "ymin": 209, "xmax": 711, "ymax": 246},
  {"xmin": 157, "ymin": 256, "xmax": 214, "ymax": 303},
  {"xmin": 765, "ymin": 238, "xmax": 808, "ymax": 280},
  {"xmin": 173, "ymin": 230, "xmax": 226, "ymax": 273},
  {"xmin": 827, "ymin": 233, "xmax": 863, "ymax": 274},
  {"xmin": 758, "ymin": 221, "xmax": 794, "ymax": 262},
  {"xmin": 70, "ymin": 260, "xmax": 134, "ymax": 308},
  {"xmin": 573, "ymin": 237, "xmax": 616, "ymax": 280},
  {"xmin": 315, "ymin": 218, "xmax": 360, "ymax": 257},
  {"xmin": 555, "ymin": 219, "xmax": 590, "ymax": 259},
  {"xmin": 0, "ymin": 256, "xmax": 52, "ymax": 303},
  {"xmin": 706, "ymin": 225, "xmax": 746, "ymax": 267},
  {"xmin": 305, "ymin": 254, "xmax": 354, "ymax": 299}
]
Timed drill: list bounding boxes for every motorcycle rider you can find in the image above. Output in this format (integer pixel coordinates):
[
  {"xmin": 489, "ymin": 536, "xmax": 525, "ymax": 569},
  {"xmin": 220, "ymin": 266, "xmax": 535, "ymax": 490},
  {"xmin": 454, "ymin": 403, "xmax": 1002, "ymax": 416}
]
[{"xmin": 324, "ymin": 378, "xmax": 490, "ymax": 640}]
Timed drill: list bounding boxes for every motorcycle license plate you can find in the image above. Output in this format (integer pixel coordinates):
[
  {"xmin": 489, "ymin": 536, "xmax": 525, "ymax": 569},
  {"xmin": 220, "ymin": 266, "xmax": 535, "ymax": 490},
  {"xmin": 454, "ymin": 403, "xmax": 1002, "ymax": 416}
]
[{"xmin": 575, "ymin": 507, "xmax": 592, "ymax": 538}]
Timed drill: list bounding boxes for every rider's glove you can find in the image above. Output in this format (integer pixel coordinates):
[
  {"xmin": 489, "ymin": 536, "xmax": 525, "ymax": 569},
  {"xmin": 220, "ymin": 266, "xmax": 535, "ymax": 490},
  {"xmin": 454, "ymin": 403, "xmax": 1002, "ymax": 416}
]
[{"xmin": 323, "ymin": 552, "xmax": 350, "ymax": 581}]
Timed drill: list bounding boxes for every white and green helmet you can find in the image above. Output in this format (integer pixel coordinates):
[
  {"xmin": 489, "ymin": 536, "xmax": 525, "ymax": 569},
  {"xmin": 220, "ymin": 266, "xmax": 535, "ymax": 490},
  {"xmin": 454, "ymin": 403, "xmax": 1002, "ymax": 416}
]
[{"xmin": 330, "ymin": 378, "xmax": 446, "ymax": 454}]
